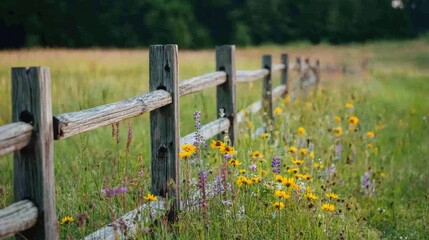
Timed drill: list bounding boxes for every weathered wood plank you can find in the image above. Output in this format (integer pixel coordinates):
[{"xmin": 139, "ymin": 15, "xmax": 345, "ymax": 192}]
[
  {"xmin": 216, "ymin": 45, "xmax": 237, "ymax": 145},
  {"xmin": 12, "ymin": 67, "xmax": 58, "ymax": 239},
  {"xmin": 180, "ymin": 118, "xmax": 230, "ymax": 145},
  {"xmin": 149, "ymin": 45, "xmax": 180, "ymax": 222},
  {"xmin": 272, "ymin": 63, "xmax": 285, "ymax": 72},
  {"xmin": 280, "ymin": 54, "xmax": 289, "ymax": 96},
  {"xmin": 262, "ymin": 55, "xmax": 273, "ymax": 126},
  {"xmin": 0, "ymin": 200, "xmax": 38, "ymax": 238},
  {"xmin": 272, "ymin": 85, "xmax": 287, "ymax": 99},
  {"xmin": 54, "ymin": 90, "xmax": 172, "ymax": 140},
  {"xmin": 236, "ymin": 69, "xmax": 269, "ymax": 83},
  {"xmin": 85, "ymin": 199, "xmax": 166, "ymax": 240},
  {"xmin": 0, "ymin": 122, "xmax": 32, "ymax": 157},
  {"xmin": 179, "ymin": 71, "xmax": 226, "ymax": 97}
]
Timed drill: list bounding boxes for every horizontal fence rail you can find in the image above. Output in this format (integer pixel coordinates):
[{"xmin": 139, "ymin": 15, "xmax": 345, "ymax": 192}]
[
  {"xmin": 0, "ymin": 44, "xmax": 321, "ymax": 239},
  {"xmin": 0, "ymin": 200, "xmax": 38, "ymax": 239},
  {"xmin": 0, "ymin": 122, "xmax": 33, "ymax": 157}
]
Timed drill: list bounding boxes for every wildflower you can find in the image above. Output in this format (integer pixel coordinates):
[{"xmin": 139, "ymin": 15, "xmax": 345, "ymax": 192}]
[
  {"xmin": 282, "ymin": 177, "xmax": 298, "ymax": 189},
  {"xmin": 259, "ymin": 170, "xmax": 267, "ymax": 176},
  {"xmin": 274, "ymin": 107, "xmax": 282, "ymax": 115},
  {"xmin": 292, "ymin": 159, "xmax": 304, "ymax": 165},
  {"xmin": 349, "ymin": 116, "xmax": 359, "ymax": 125},
  {"xmin": 261, "ymin": 133, "xmax": 270, "ymax": 139},
  {"xmin": 249, "ymin": 163, "xmax": 257, "ymax": 172},
  {"xmin": 273, "ymin": 175, "xmax": 283, "ymax": 184},
  {"xmin": 334, "ymin": 126, "xmax": 343, "ymax": 137},
  {"xmin": 335, "ymin": 116, "xmax": 341, "ymax": 122},
  {"xmin": 273, "ymin": 202, "xmax": 285, "ymax": 210},
  {"xmin": 380, "ymin": 172, "xmax": 386, "ymax": 177},
  {"xmin": 210, "ymin": 140, "xmax": 225, "ymax": 149},
  {"xmin": 298, "ymin": 127, "xmax": 305, "ymax": 135},
  {"xmin": 228, "ymin": 159, "xmax": 242, "ymax": 167},
  {"xmin": 309, "ymin": 151, "xmax": 315, "ymax": 159},
  {"xmin": 251, "ymin": 177, "xmax": 261, "ymax": 184},
  {"xmin": 271, "ymin": 156, "xmax": 281, "ymax": 174},
  {"xmin": 294, "ymin": 173, "xmax": 304, "ymax": 179},
  {"xmin": 346, "ymin": 103, "xmax": 353, "ymax": 109},
  {"xmin": 300, "ymin": 148, "xmax": 308, "ymax": 155},
  {"xmin": 321, "ymin": 203, "xmax": 335, "ymax": 212},
  {"xmin": 302, "ymin": 174, "xmax": 312, "ymax": 181},
  {"xmin": 325, "ymin": 193, "xmax": 339, "ymax": 200},
  {"xmin": 335, "ymin": 143, "xmax": 342, "ymax": 160},
  {"xmin": 366, "ymin": 131, "xmax": 375, "ymax": 138},
  {"xmin": 181, "ymin": 144, "xmax": 197, "ymax": 154},
  {"xmin": 360, "ymin": 171, "xmax": 374, "ymax": 196},
  {"xmin": 144, "ymin": 193, "xmax": 158, "ymax": 202},
  {"xmin": 179, "ymin": 151, "xmax": 192, "ymax": 160},
  {"xmin": 287, "ymin": 168, "xmax": 299, "ymax": 174},
  {"xmin": 368, "ymin": 143, "xmax": 373, "ymax": 149},
  {"xmin": 305, "ymin": 193, "xmax": 318, "ymax": 201},
  {"xmin": 251, "ymin": 151, "xmax": 264, "ymax": 158},
  {"xmin": 101, "ymin": 186, "xmax": 128, "ymax": 198},
  {"xmin": 288, "ymin": 146, "xmax": 297, "ymax": 153},
  {"xmin": 239, "ymin": 169, "xmax": 247, "ymax": 174},
  {"xmin": 275, "ymin": 190, "xmax": 290, "ymax": 199},
  {"xmin": 236, "ymin": 176, "xmax": 247, "ymax": 186},
  {"xmin": 220, "ymin": 145, "xmax": 237, "ymax": 155},
  {"xmin": 61, "ymin": 216, "xmax": 74, "ymax": 225},
  {"xmin": 314, "ymin": 163, "xmax": 324, "ymax": 169}
]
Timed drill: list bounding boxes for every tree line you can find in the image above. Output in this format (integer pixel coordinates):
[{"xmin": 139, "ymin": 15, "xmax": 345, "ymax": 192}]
[{"xmin": 0, "ymin": 0, "xmax": 427, "ymax": 49}]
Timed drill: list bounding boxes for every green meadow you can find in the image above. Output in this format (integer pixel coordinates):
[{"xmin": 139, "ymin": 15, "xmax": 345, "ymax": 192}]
[{"xmin": 0, "ymin": 38, "xmax": 428, "ymax": 239}]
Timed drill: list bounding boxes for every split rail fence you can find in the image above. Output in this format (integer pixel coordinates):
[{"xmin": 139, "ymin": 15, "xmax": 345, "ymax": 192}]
[{"xmin": 0, "ymin": 44, "xmax": 320, "ymax": 239}]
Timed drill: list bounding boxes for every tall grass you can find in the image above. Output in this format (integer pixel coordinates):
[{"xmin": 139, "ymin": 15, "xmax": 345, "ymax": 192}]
[{"xmin": 0, "ymin": 40, "xmax": 428, "ymax": 239}]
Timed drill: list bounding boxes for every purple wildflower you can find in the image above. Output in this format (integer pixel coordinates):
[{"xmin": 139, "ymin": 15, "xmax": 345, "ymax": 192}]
[
  {"xmin": 326, "ymin": 164, "xmax": 336, "ymax": 178},
  {"xmin": 249, "ymin": 163, "xmax": 257, "ymax": 172},
  {"xmin": 198, "ymin": 170, "xmax": 207, "ymax": 189},
  {"xmin": 212, "ymin": 175, "xmax": 224, "ymax": 194},
  {"xmin": 271, "ymin": 156, "xmax": 281, "ymax": 174},
  {"xmin": 360, "ymin": 171, "xmax": 374, "ymax": 196},
  {"xmin": 101, "ymin": 185, "xmax": 128, "ymax": 198},
  {"xmin": 335, "ymin": 143, "xmax": 342, "ymax": 160}
]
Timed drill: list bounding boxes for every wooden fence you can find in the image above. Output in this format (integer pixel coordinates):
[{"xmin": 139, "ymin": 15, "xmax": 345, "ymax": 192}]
[{"xmin": 0, "ymin": 44, "xmax": 320, "ymax": 239}]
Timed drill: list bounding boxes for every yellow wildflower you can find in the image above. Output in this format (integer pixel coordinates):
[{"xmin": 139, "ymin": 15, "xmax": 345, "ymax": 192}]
[
  {"xmin": 325, "ymin": 193, "xmax": 339, "ymax": 199},
  {"xmin": 210, "ymin": 140, "xmax": 225, "ymax": 149},
  {"xmin": 261, "ymin": 133, "xmax": 270, "ymax": 139},
  {"xmin": 314, "ymin": 163, "xmax": 324, "ymax": 169},
  {"xmin": 259, "ymin": 170, "xmax": 267, "ymax": 176},
  {"xmin": 334, "ymin": 126, "xmax": 343, "ymax": 137},
  {"xmin": 380, "ymin": 172, "xmax": 386, "ymax": 177},
  {"xmin": 287, "ymin": 168, "xmax": 299, "ymax": 174},
  {"xmin": 274, "ymin": 107, "xmax": 282, "ymax": 115},
  {"xmin": 239, "ymin": 169, "xmax": 246, "ymax": 174},
  {"xmin": 289, "ymin": 146, "xmax": 297, "ymax": 153},
  {"xmin": 179, "ymin": 151, "xmax": 192, "ymax": 160},
  {"xmin": 366, "ymin": 131, "xmax": 375, "ymax": 138},
  {"xmin": 273, "ymin": 202, "xmax": 285, "ymax": 210},
  {"xmin": 292, "ymin": 159, "xmax": 304, "ymax": 165},
  {"xmin": 228, "ymin": 159, "xmax": 242, "ymax": 167},
  {"xmin": 251, "ymin": 151, "xmax": 264, "ymax": 158},
  {"xmin": 335, "ymin": 116, "xmax": 341, "ymax": 122},
  {"xmin": 349, "ymin": 116, "xmax": 359, "ymax": 125},
  {"xmin": 305, "ymin": 193, "xmax": 318, "ymax": 201},
  {"xmin": 181, "ymin": 144, "xmax": 196, "ymax": 154},
  {"xmin": 346, "ymin": 103, "xmax": 353, "ymax": 109},
  {"xmin": 302, "ymin": 174, "xmax": 312, "ymax": 181},
  {"xmin": 220, "ymin": 145, "xmax": 237, "ymax": 155},
  {"xmin": 298, "ymin": 127, "xmax": 305, "ymax": 135},
  {"xmin": 144, "ymin": 193, "xmax": 158, "ymax": 202},
  {"xmin": 275, "ymin": 190, "xmax": 290, "ymax": 199},
  {"xmin": 275, "ymin": 175, "xmax": 284, "ymax": 183},
  {"xmin": 251, "ymin": 177, "xmax": 261, "ymax": 184},
  {"xmin": 282, "ymin": 177, "xmax": 299, "ymax": 189},
  {"xmin": 300, "ymin": 148, "xmax": 308, "ymax": 155},
  {"xmin": 61, "ymin": 216, "xmax": 74, "ymax": 225},
  {"xmin": 321, "ymin": 203, "xmax": 335, "ymax": 212},
  {"xmin": 236, "ymin": 176, "xmax": 246, "ymax": 186}
]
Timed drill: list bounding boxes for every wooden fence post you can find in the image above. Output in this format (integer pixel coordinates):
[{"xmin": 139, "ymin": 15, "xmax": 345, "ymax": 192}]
[
  {"xmin": 149, "ymin": 45, "xmax": 180, "ymax": 221},
  {"xmin": 12, "ymin": 67, "xmax": 57, "ymax": 239},
  {"xmin": 281, "ymin": 53, "xmax": 289, "ymax": 96},
  {"xmin": 262, "ymin": 55, "xmax": 273, "ymax": 129},
  {"xmin": 216, "ymin": 45, "xmax": 236, "ymax": 145}
]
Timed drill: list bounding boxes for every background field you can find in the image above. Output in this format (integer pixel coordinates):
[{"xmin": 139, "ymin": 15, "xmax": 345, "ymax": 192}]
[{"xmin": 0, "ymin": 38, "xmax": 428, "ymax": 239}]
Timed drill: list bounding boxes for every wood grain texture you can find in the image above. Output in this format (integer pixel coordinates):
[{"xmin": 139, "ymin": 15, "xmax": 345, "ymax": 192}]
[
  {"xmin": 0, "ymin": 122, "xmax": 32, "ymax": 157},
  {"xmin": 54, "ymin": 90, "xmax": 172, "ymax": 140},
  {"xmin": 216, "ymin": 45, "xmax": 237, "ymax": 145},
  {"xmin": 179, "ymin": 71, "xmax": 226, "ymax": 97},
  {"xmin": 0, "ymin": 200, "xmax": 38, "ymax": 238},
  {"xmin": 12, "ymin": 67, "xmax": 58, "ymax": 239},
  {"xmin": 262, "ymin": 55, "xmax": 273, "ymax": 124},
  {"xmin": 149, "ymin": 45, "xmax": 180, "ymax": 221},
  {"xmin": 180, "ymin": 118, "xmax": 230, "ymax": 145},
  {"xmin": 236, "ymin": 69, "xmax": 269, "ymax": 83},
  {"xmin": 85, "ymin": 199, "xmax": 166, "ymax": 240},
  {"xmin": 280, "ymin": 54, "xmax": 289, "ymax": 96}
]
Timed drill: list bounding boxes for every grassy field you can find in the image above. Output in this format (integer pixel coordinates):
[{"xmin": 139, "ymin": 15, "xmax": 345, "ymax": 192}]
[{"xmin": 0, "ymin": 39, "xmax": 428, "ymax": 239}]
